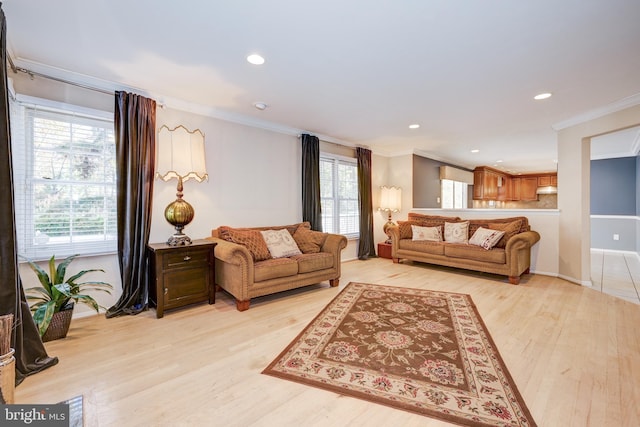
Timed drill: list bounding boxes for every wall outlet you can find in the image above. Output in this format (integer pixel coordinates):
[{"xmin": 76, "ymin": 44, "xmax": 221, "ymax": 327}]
[
  {"xmin": 437, "ymin": 197, "xmax": 441, "ymax": 204},
  {"xmin": 613, "ymin": 234, "xmax": 620, "ymax": 241}
]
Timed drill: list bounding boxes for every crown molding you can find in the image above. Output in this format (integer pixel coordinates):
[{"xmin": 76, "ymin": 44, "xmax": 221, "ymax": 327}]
[{"xmin": 552, "ymin": 92, "xmax": 640, "ymax": 131}]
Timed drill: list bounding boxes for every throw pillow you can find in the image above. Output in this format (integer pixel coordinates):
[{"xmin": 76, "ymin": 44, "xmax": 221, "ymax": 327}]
[
  {"xmin": 218, "ymin": 227, "xmax": 272, "ymax": 262},
  {"xmin": 293, "ymin": 227, "xmax": 327, "ymax": 254},
  {"xmin": 411, "ymin": 224, "xmax": 442, "ymax": 242},
  {"xmin": 261, "ymin": 229, "xmax": 302, "ymax": 258},
  {"xmin": 444, "ymin": 221, "xmax": 469, "ymax": 244},
  {"xmin": 469, "ymin": 227, "xmax": 505, "ymax": 250},
  {"xmin": 488, "ymin": 221, "xmax": 522, "ymax": 248}
]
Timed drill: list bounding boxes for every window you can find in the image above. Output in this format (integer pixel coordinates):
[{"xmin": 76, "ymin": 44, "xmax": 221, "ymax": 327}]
[
  {"xmin": 441, "ymin": 179, "xmax": 468, "ymax": 209},
  {"xmin": 319, "ymin": 154, "xmax": 359, "ymax": 237},
  {"xmin": 10, "ymin": 96, "xmax": 117, "ymax": 259}
]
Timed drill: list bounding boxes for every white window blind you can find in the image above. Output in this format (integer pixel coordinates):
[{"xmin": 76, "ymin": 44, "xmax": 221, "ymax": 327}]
[
  {"xmin": 10, "ymin": 96, "xmax": 117, "ymax": 260},
  {"xmin": 320, "ymin": 154, "xmax": 359, "ymax": 237}
]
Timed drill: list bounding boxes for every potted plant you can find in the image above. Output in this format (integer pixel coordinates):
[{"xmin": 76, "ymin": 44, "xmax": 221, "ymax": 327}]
[{"xmin": 24, "ymin": 254, "xmax": 113, "ymax": 341}]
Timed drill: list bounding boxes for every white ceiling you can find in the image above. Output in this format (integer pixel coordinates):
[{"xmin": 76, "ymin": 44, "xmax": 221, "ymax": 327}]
[{"xmin": 4, "ymin": 1, "xmax": 640, "ymax": 173}]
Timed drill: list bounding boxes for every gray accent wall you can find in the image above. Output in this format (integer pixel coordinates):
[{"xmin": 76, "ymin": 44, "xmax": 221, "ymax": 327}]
[
  {"xmin": 412, "ymin": 155, "xmax": 473, "ymax": 208},
  {"xmin": 590, "ymin": 156, "xmax": 637, "ymax": 215},
  {"xmin": 637, "ymin": 155, "xmax": 640, "ymax": 215}
]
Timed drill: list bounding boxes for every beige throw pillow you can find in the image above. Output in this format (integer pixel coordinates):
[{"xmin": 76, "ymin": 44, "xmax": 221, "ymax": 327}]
[
  {"xmin": 261, "ymin": 229, "xmax": 302, "ymax": 258},
  {"xmin": 469, "ymin": 227, "xmax": 505, "ymax": 250},
  {"xmin": 444, "ymin": 221, "xmax": 469, "ymax": 244},
  {"xmin": 411, "ymin": 225, "xmax": 442, "ymax": 242}
]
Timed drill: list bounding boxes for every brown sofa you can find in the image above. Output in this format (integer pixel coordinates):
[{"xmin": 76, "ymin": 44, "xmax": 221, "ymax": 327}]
[
  {"xmin": 389, "ymin": 213, "xmax": 540, "ymax": 284},
  {"xmin": 208, "ymin": 222, "xmax": 347, "ymax": 311}
]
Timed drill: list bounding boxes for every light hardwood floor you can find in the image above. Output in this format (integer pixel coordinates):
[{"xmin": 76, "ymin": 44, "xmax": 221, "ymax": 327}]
[
  {"xmin": 591, "ymin": 249, "xmax": 640, "ymax": 304},
  {"xmin": 15, "ymin": 258, "xmax": 640, "ymax": 426}
]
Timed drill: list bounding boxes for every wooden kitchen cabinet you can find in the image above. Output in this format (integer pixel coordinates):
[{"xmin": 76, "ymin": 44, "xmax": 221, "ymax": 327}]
[
  {"xmin": 473, "ymin": 167, "xmax": 509, "ymax": 200},
  {"xmin": 519, "ymin": 177, "xmax": 539, "ymax": 201},
  {"xmin": 474, "ymin": 167, "xmax": 556, "ymax": 201}
]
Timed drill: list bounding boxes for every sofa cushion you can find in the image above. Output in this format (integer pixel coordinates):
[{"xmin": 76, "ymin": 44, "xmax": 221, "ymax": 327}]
[
  {"xmin": 291, "ymin": 252, "xmax": 334, "ymax": 273},
  {"xmin": 488, "ymin": 221, "xmax": 523, "ymax": 248},
  {"xmin": 444, "ymin": 221, "xmax": 469, "ymax": 243},
  {"xmin": 218, "ymin": 226, "xmax": 272, "ymax": 261},
  {"xmin": 293, "ymin": 227, "xmax": 327, "ymax": 253},
  {"xmin": 444, "ymin": 243, "xmax": 506, "ymax": 264},
  {"xmin": 399, "ymin": 239, "xmax": 445, "ymax": 255},
  {"xmin": 411, "ymin": 224, "xmax": 442, "ymax": 241},
  {"xmin": 254, "ymin": 257, "xmax": 299, "ymax": 282},
  {"xmin": 261, "ymin": 229, "xmax": 302, "ymax": 258},
  {"xmin": 469, "ymin": 227, "xmax": 505, "ymax": 250}
]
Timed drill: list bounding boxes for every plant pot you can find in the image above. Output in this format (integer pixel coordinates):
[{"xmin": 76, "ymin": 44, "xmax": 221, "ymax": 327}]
[
  {"xmin": 42, "ymin": 303, "xmax": 74, "ymax": 342},
  {"xmin": 0, "ymin": 348, "xmax": 15, "ymax": 404}
]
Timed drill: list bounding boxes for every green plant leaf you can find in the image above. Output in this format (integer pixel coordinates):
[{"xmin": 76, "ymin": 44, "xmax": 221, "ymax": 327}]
[
  {"xmin": 66, "ymin": 269, "xmax": 105, "ymax": 284},
  {"xmin": 26, "ymin": 259, "xmax": 52, "ymax": 294},
  {"xmin": 33, "ymin": 301, "xmax": 56, "ymax": 336},
  {"xmin": 71, "ymin": 294, "xmax": 101, "ymax": 312},
  {"xmin": 48, "ymin": 255, "xmax": 57, "ymax": 285},
  {"xmin": 55, "ymin": 254, "xmax": 78, "ymax": 285}
]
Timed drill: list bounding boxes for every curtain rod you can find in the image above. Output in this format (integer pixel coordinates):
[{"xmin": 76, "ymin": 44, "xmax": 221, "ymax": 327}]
[{"xmin": 8, "ymin": 55, "xmax": 114, "ymax": 96}]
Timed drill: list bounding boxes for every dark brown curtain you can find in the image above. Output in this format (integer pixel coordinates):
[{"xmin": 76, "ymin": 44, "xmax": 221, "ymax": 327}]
[
  {"xmin": 106, "ymin": 92, "xmax": 156, "ymax": 317},
  {"xmin": 301, "ymin": 134, "xmax": 322, "ymax": 231},
  {"xmin": 0, "ymin": 3, "xmax": 58, "ymax": 385},
  {"xmin": 356, "ymin": 147, "xmax": 376, "ymax": 259}
]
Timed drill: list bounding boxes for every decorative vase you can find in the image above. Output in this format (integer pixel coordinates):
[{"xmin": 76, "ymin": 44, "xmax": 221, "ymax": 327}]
[
  {"xmin": 42, "ymin": 303, "xmax": 74, "ymax": 342},
  {"xmin": 0, "ymin": 348, "xmax": 15, "ymax": 404}
]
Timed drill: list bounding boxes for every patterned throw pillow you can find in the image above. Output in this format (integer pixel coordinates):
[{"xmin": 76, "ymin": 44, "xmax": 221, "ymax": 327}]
[
  {"xmin": 488, "ymin": 221, "xmax": 522, "ymax": 248},
  {"xmin": 469, "ymin": 227, "xmax": 505, "ymax": 250},
  {"xmin": 444, "ymin": 221, "xmax": 469, "ymax": 244},
  {"xmin": 261, "ymin": 229, "xmax": 302, "ymax": 258},
  {"xmin": 293, "ymin": 227, "xmax": 327, "ymax": 253},
  {"xmin": 218, "ymin": 226, "xmax": 272, "ymax": 261},
  {"xmin": 411, "ymin": 225, "xmax": 442, "ymax": 242}
]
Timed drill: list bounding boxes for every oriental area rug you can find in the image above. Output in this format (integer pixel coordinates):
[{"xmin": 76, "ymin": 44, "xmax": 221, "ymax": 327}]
[{"xmin": 263, "ymin": 282, "xmax": 537, "ymax": 427}]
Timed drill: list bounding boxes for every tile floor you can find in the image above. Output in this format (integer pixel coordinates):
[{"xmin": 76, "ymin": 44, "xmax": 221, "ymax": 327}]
[{"xmin": 591, "ymin": 249, "xmax": 640, "ymax": 304}]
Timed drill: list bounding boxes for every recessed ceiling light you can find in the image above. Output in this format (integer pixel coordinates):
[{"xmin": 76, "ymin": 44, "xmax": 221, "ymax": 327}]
[
  {"xmin": 496, "ymin": 160, "xmax": 503, "ymax": 163},
  {"xmin": 254, "ymin": 102, "xmax": 268, "ymax": 110},
  {"xmin": 247, "ymin": 54, "xmax": 265, "ymax": 65},
  {"xmin": 534, "ymin": 92, "xmax": 552, "ymax": 100},
  {"xmin": 409, "ymin": 124, "xmax": 420, "ymax": 129},
  {"xmin": 471, "ymin": 149, "xmax": 479, "ymax": 153}
]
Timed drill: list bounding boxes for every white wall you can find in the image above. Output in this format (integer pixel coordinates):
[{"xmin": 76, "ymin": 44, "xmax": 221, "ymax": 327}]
[{"xmin": 152, "ymin": 108, "xmax": 302, "ymax": 242}]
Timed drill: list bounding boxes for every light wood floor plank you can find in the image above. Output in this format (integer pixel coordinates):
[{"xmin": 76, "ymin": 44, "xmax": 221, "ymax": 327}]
[{"xmin": 14, "ymin": 258, "xmax": 640, "ymax": 426}]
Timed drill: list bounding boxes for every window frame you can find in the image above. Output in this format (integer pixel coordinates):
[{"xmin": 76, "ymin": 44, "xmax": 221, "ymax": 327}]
[
  {"xmin": 11, "ymin": 94, "xmax": 117, "ymax": 260},
  {"xmin": 319, "ymin": 153, "xmax": 360, "ymax": 239},
  {"xmin": 441, "ymin": 179, "xmax": 469, "ymax": 209}
]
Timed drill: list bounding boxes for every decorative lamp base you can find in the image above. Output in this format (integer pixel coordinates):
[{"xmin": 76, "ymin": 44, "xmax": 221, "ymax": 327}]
[{"xmin": 167, "ymin": 234, "xmax": 193, "ymax": 246}]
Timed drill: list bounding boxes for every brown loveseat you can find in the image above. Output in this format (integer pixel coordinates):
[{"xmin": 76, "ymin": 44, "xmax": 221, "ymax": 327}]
[
  {"xmin": 389, "ymin": 213, "xmax": 540, "ymax": 284},
  {"xmin": 208, "ymin": 222, "xmax": 347, "ymax": 311}
]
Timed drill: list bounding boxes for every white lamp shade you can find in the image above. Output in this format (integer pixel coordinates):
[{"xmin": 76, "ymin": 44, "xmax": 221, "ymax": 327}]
[
  {"xmin": 156, "ymin": 125, "xmax": 208, "ymax": 182},
  {"xmin": 380, "ymin": 186, "xmax": 402, "ymax": 212}
]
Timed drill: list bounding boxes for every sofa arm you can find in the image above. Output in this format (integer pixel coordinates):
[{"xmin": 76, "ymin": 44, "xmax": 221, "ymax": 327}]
[
  {"xmin": 321, "ymin": 233, "xmax": 348, "ymax": 254},
  {"xmin": 321, "ymin": 233, "xmax": 348, "ymax": 276},
  {"xmin": 505, "ymin": 230, "xmax": 541, "ymax": 279},
  {"xmin": 206, "ymin": 237, "xmax": 254, "ymax": 301},
  {"xmin": 505, "ymin": 231, "xmax": 540, "ymax": 252},
  {"xmin": 388, "ymin": 225, "xmax": 400, "ymax": 259}
]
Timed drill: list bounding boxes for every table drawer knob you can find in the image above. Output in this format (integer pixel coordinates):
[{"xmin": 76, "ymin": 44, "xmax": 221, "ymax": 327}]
[{"xmin": 183, "ymin": 255, "xmax": 191, "ymax": 261}]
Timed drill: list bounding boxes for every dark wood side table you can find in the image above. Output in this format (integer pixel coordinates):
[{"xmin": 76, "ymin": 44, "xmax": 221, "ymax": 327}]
[
  {"xmin": 377, "ymin": 242, "xmax": 392, "ymax": 259},
  {"xmin": 147, "ymin": 239, "xmax": 216, "ymax": 318}
]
